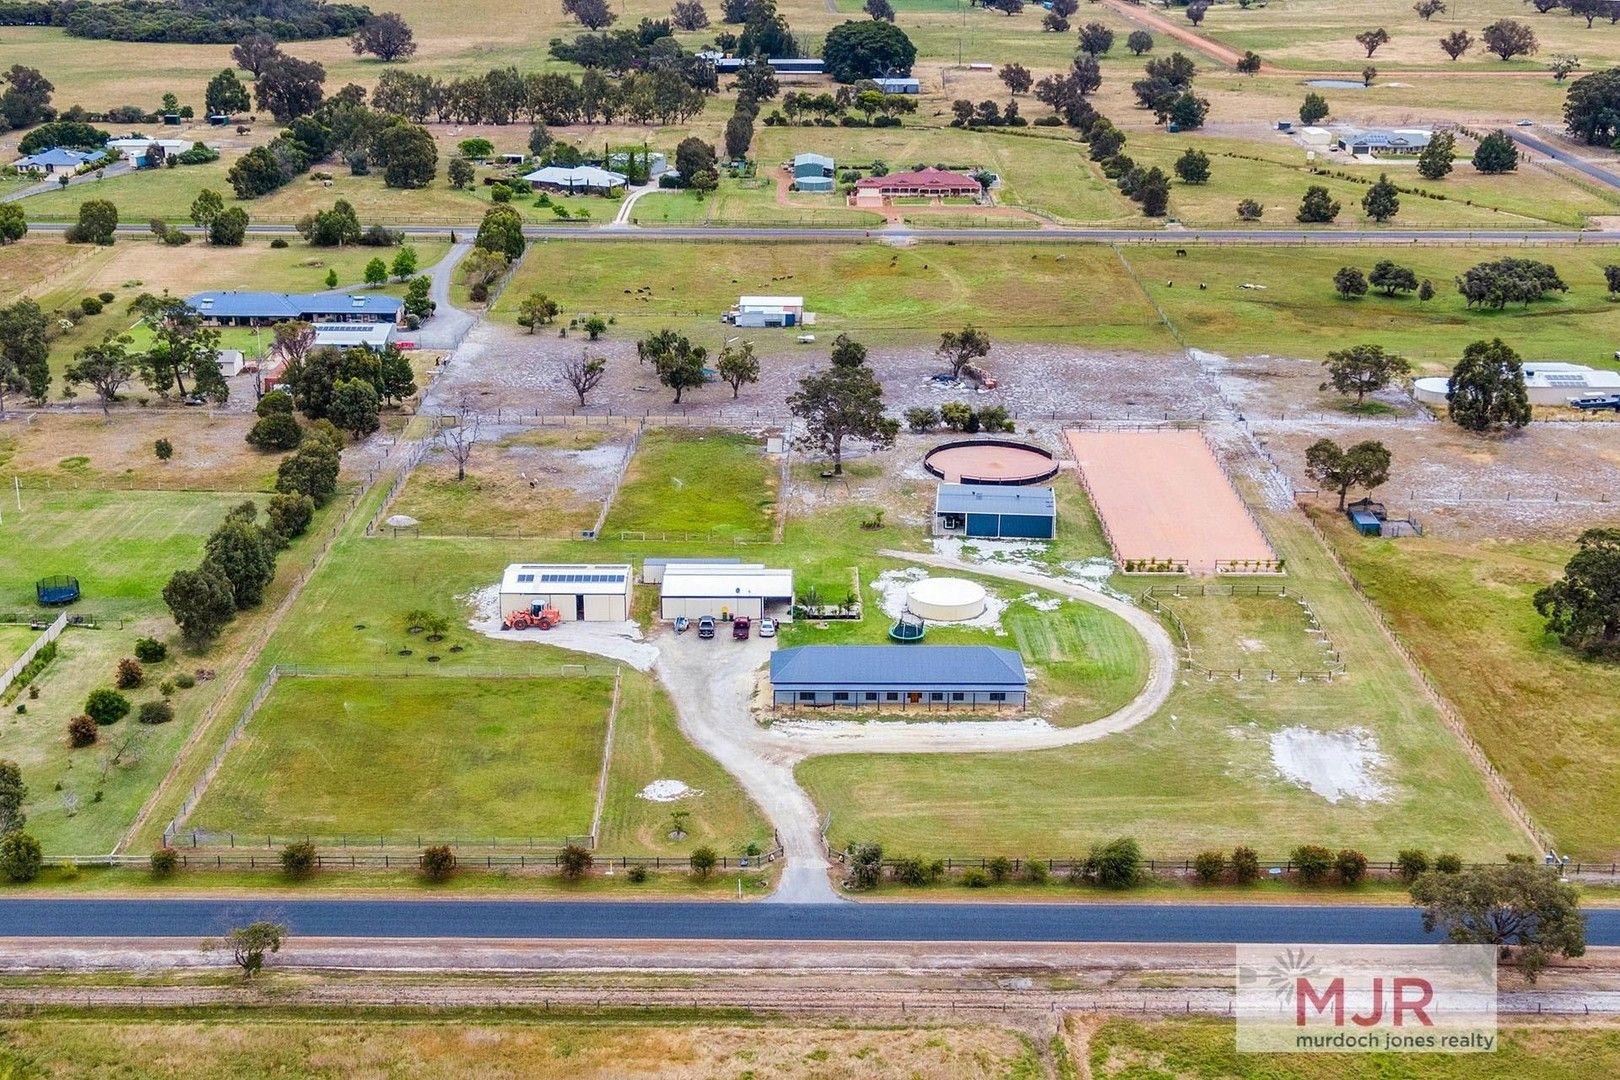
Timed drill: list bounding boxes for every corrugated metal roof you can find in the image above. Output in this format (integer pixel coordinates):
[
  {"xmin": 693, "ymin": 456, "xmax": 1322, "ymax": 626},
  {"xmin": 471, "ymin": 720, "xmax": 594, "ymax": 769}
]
[
  {"xmin": 793, "ymin": 152, "xmax": 834, "ymax": 168},
  {"xmin": 521, "ymin": 165, "xmax": 627, "ymax": 188},
  {"xmin": 739, "ymin": 295, "xmax": 804, "ymax": 308},
  {"xmin": 502, "ymin": 563, "xmax": 632, "ymax": 594},
  {"xmin": 660, "ymin": 567, "xmax": 794, "ymax": 599},
  {"xmin": 185, "ymin": 292, "xmax": 401, "ymax": 320},
  {"xmin": 771, "ymin": 645, "xmax": 1027, "ymax": 688},
  {"xmin": 14, "ymin": 147, "xmax": 100, "ymax": 168},
  {"xmin": 645, "ymin": 557, "xmax": 747, "ymax": 569},
  {"xmin": 935, "ymin": 483, "xmax": 1055, "ymax": 518}
]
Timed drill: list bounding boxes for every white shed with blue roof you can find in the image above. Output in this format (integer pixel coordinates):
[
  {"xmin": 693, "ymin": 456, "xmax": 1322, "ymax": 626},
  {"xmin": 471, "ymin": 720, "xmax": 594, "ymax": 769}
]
[
  {"xmin": 500, "ymin": 563, "xmax": 633, "ymax": 622},
  {"xmin": 770, "ymin": 645, "xmax": 1027, "ymax": 709}
]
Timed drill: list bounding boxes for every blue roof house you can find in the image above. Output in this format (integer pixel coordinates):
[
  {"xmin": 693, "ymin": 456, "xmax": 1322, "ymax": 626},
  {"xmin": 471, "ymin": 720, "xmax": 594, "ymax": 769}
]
[
  {"xmin": 13, "ymin": 147, "xmax": 100, "ymax": 174},
  {"xmin": 186, "ymin": 292, "xmax": 403, "ymax": 327},
  {"xmin": 934, "ymin": 483, "xmax": 1056, "ymax": 540},
  {"xmin": 770, "ymin": 645, "xmax": 1028, "ymax": 709}
]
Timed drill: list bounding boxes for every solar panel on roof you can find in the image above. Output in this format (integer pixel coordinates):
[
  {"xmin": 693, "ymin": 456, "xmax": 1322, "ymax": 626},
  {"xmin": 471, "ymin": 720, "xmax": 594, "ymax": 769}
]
[{"xmin": 1546, "ymin": 374, "xmax": 1588, "ymax": 387}]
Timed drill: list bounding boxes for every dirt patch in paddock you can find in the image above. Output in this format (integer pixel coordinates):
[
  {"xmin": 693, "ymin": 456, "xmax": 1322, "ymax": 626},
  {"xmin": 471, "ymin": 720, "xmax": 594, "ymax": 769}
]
[
  {"xmin": 390, "ymin": 425, "xmax": 630, "ymax": 537},
  {"xmin": 1254, "ymin": 419, "xmax": 1620, "ymax": 539},
  {"xmin": 438, "ymin": 331, "xmax": 1210, "ymax": 421},
  {"xmin": 0, "ymin": 411, "xmax": 276, "ymax": 491}
]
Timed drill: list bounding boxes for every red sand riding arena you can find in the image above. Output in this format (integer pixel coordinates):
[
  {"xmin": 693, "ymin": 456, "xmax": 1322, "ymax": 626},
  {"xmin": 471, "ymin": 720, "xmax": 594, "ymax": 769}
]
[{"xmin": 1064, "ymin": 430, "xmax": 1277, "ymax": 574}]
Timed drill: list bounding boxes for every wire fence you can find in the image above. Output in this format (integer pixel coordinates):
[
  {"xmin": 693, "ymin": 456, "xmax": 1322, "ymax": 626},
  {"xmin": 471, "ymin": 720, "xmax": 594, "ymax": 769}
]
[
  {"xmin": 1296, "ymin": 505, "xmax": 1554, "ymax": 855},
  {"xmin": 1139, "ymin": 584, "xmax": 1345, "ymax": 682},
  {"xmin": 159, "ymin": 662, "xmax": 621, "ymax": 850},
  {"xmin": 833, "ymin": 853, "xmax": 1614, "ymax": 877},
  {"xmin": 47, "ymin": 847, "xmax": 784, "ymax": 870}
]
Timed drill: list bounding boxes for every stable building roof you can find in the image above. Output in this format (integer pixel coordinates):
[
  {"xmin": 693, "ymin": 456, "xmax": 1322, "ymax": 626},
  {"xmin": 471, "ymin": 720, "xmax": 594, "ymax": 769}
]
[{"xmin": 770, "ymin": 645, "xmax": 1027, "ymax": 689}]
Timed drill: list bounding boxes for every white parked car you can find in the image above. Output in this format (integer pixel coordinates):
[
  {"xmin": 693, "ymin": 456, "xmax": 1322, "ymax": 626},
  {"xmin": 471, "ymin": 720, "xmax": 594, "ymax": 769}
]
[{"xmin": 758, "ymin": 617, "xmax": 777, "ymax": 638}]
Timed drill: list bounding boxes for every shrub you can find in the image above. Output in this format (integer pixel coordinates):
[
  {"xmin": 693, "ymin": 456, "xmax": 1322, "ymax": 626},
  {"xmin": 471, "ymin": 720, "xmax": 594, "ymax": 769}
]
[
  {"xmin": 67, "ymin": 714, "xmax": 98, "ymax": 748},
  {"xmin": 150, "ymin": 847, "xmax": 179, "ymax": 876},
  {"xmin": 115, "ymin": 657, "xmax": 144, "ymax": 689},
  {"xmin": 281, "ymin": 840, "xmax": 319, "ymax": 879},
  {"xmin": 905, "ymin": 405, "xmax": 939, "ymax": 434},
  {"xmin": 0, "ymin": 832, "xmax": 43, "ymax": 883},
  {"xmin": 158, "ymin": 680, "xmax": 175, "ymax": 696},
  {"xmin": 138, "ymin": 700, "xmax": 175, "ymax": 725},
  {"xmin": 1087, "ymin": 837, "xmax": 1142, "ymax": 889},
  {"xmin": 1231, "ymin": 846, "xmax": 1261, "ymax": 885},
  {"xmin": 1023, "ymin": 858, "xmax": 1049, "ymax": 886},
  {"xmin": 560, "ymin": 844, "xmax": 594, "ymax": 880},
  {"xmin": 1291, "ymin": 844, "xmax": 1334, "ymax": 885},
  {"xmin": 270, "ymin": 237, "xmax": 289, "ymax": 248},
  {"xmin": 985, "ymin": 855, "xmax": 1014, "ymax": 884},
  {"xmin": 246, "ymin": 412, "xmax": 304, "ymax": 452},
  {"xmin": 689, "ymin": 846, "xmax": 717, "ymax": 880},
  {"xmin": 1396, "ymin": 849, "xmax": 1430, "ymax": 882},
  {"xmin": 174, "ymin": 672, "xmax": 197, "ymax": 689},
  {"xmin": 627, "ymin": 864, "xmax": 649, "ymax": 884},
  {"xmin": 133, "ymin": 637, "xmax": 168, "ymax": 663},
  {"xmin": 961, "ymin": 867, "xmax": 990, "ymax": 888},
  {"xmin": 1336, "ymin": 848, "xmax": 1369, "ymax": 885},
  {"xmin": 1192, "ymin": 849, "xmax": 1227, "ymax": 884},
  {"xmin": 892, "ymin": 855, "xmax": 932, "ymax": 886},
  {"xmin": 420, "ymin": 844, "xmax": 456, "ymax": 882},
  {"xmin": 97, "ymin": 292, "xmax": 115, "ymax": 303},
  {"xmin": 80, "ymin": 296, "xmax": 103, "ymax": 315},
  {"xmin": 1434, "ymin": 852, "xmax": 1464, "ymax": 874},
  {"xmin": 154, "ymin": 438, "xmax": 173, "ymax": 461},
  {"xmin": 84, "ymin": 688, "xmax": 131, "ymax": 725}
]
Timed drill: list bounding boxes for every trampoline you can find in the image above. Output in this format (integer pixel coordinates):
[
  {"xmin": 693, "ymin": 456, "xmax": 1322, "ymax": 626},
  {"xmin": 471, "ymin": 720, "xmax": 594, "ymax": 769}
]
[
  {"xmin": 36, "ymin": 575, "xmax": 80, "ymax": 606},
  {"xmin": 923, "ymin": 440, "xmax": 1058, "ymax": 486},
  {"xmin": 888, "ymin": 612, "xmax": 926, "ymax": 641}
]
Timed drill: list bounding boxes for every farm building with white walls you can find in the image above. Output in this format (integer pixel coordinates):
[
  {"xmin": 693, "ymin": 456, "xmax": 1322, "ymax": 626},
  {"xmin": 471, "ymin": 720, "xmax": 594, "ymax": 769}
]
[
  {"xmin": 499, "ymin": 564, "xmax": 633, "ymax": 622},
  {"xmin": 658, "ymin": 564, "xmax": 795, "ymax": 622},
  {"xmin": 642, "ymin": 557, "xmax": 744, "ymax": 584}
]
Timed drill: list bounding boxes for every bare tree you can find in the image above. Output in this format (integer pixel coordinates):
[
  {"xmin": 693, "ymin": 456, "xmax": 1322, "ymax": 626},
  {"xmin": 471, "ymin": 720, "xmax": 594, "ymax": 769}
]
[
  {"xmin": 562, "ymin": 351, "xmax": 606, "ymax": 407},
  {"xmin": 97, "ymin": 727, "xmax": 145, "ymax": 786},
  {"xmin": 434, "ymin": 392, "xmax": 482, "ymax": 481}
]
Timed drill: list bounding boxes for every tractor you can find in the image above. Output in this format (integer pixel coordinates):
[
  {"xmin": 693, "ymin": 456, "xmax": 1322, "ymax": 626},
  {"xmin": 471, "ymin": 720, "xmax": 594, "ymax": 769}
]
[{"xmin": 502, "ymin": 604, "xmax": 561, "ymax": 631}]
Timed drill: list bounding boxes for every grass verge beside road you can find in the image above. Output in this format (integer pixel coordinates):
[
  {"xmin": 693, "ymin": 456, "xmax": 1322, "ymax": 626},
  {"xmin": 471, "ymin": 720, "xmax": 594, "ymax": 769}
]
[{"xmin": 189, "ymin": 675, "xmax": 612, "ymax": 842}]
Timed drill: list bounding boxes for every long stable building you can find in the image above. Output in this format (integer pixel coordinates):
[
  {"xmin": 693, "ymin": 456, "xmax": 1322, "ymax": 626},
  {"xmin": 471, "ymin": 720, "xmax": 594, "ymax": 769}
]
[{"xmin": 769, "ymin": 645, "xmax": 1027, "ymax": 709}]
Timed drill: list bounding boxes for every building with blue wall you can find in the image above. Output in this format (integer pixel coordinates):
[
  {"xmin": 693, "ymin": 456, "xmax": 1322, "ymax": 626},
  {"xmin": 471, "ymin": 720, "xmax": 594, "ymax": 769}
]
[{"xmin": 933, "ymin": 484, "xmax": 1056, "ymax": 540}]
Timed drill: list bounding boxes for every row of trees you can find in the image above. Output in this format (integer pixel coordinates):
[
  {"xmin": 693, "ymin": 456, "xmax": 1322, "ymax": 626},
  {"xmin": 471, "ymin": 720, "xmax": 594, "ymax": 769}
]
[
  {"xmin": 162, "ymin": 490, "xmax": 315, "ymax": 648},
  {"xmin": 0, "ymin": 1, "xmax": 372, "ymax": 45}
]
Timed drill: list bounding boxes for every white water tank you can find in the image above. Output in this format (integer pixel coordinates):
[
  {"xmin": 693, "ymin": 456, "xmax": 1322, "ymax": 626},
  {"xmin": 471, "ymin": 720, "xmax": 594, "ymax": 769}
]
[{"xmin": 905, "ymin": 577, "xmax": 987, "ymax": 622}]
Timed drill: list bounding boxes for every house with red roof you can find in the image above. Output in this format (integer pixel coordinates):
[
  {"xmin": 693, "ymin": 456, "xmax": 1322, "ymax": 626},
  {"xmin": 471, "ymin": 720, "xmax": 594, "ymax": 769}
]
[{"xmin": 851, "ymin": 166, "xmax": 983, "ymax": 205}]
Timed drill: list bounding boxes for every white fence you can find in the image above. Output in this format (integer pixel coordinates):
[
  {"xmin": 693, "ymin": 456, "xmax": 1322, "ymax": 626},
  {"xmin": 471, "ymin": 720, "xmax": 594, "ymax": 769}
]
[{"xmin": 0, "ymin": 613, "xmax": 68, "ymax": 698}]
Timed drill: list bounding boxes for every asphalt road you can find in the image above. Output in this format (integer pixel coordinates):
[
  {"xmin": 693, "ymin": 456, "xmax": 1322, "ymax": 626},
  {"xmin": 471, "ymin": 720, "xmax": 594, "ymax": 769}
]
[
  {"xmin": 3, "ymin": 899, "xmax": 1618, "ymax": 943},
  {"xmin": 22, "ymin": 222, "xmax": 1620, "ymax": 245},
  {"xmin": 1514, "ymin": 130, "xmax": 1620, "ymax": 192}
]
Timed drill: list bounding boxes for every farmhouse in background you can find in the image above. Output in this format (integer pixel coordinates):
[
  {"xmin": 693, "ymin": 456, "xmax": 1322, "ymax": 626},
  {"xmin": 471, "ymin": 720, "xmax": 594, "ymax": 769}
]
[
  {"xmin": 187, "ymin": 292, "xmax": 404, "ymax": 328},
  {"xmin": 521, "ymin": 164, "xmax": 629, "ymax": 194},
  {"xmin": 873, "ymin": 77, "xmax": 920, "ymax": 95},
  {"xmin": 852, "ymin": 166, "xmax": 982, "ymax": 207},
  {"xmin": 499, "ymin": 563, "xmax": 634, "ymax": 623},
  {"xmin": 12, "ymin": 147, "xmax": 100, "ymax": 173},
  {"xmin": 1337, "ymin": 128, "xmax": 1433, "ymax": 156},
  {"xmin": 770, "ymin": 645, "xmax": 1028, "ymax": 709}
]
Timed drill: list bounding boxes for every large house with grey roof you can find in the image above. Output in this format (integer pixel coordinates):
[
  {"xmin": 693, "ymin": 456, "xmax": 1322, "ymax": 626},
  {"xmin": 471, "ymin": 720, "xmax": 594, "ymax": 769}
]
[{"xmin": 185, "ymin": 291, "xmax": 404, "ymax": 328}]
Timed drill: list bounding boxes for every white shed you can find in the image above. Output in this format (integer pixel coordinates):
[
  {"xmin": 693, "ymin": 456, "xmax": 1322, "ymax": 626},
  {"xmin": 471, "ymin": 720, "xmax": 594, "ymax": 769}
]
[
  {"xmin": 215, "ymin": 349, "xmax": 245, "ymax": 377},
  {"xmin": 500, "ymin": 563, "xmax": 633, "ymax": 622},
  {"xmin": 659, "ymin": 564, "xmax": 795, "ymax": 622}
]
